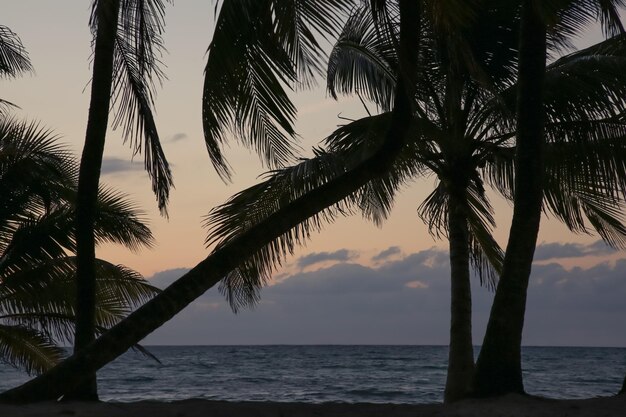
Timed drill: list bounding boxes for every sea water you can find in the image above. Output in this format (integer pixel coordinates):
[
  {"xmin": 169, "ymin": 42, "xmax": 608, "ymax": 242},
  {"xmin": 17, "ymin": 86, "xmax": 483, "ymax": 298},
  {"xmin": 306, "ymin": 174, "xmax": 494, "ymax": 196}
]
[{"xmin": 0, "ymin": 345, "xmax": 624, "ymax": 403}]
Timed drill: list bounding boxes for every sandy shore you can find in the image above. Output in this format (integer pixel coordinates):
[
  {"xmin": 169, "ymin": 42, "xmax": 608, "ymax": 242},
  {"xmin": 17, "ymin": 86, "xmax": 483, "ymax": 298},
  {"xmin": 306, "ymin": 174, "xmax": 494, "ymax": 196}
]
[{"xmin": 0, "ymin": 394, "xmax": 625, "ymax": 417}]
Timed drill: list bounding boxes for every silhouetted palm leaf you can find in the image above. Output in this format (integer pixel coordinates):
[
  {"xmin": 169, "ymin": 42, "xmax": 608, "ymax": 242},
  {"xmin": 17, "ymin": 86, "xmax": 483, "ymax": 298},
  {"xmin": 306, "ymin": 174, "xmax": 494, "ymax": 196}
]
[
  {"xmin": 202, "ymin": 0, "xmax": 354, "ymax": 180},
  {"xmin": 0, "ymin": 325, "xmax": 64, "ymax": 375},
  {"xmin": 327, "ymin": 6, "xmax": 397, "ymax": 111},
  {"xmin": 90, "ymin": 0, "xmax": 173, "ymax": 214},
  {"xmin": 92, "ymin": 187, "xmax": 155, "ymax": 251},
  {"xmin": 0, "ymin": 257, "xmax": 159, "ymax": 358},
  {"xmin": 0, "ymin": 25, "xmax": 33, "ymax": 79},
  {"xmin": 483, "ymin": 33, "xmax": 626, "ymax": 248}
]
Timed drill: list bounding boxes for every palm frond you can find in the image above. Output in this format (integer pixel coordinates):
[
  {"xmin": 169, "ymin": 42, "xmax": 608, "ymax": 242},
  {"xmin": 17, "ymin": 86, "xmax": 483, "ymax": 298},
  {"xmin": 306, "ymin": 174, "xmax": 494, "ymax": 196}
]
[
  {"xmin": 480, "ymin": 33, "xmax": 626, "ymax": 200},
  {"xmin": 543, "ymin": 34, "xmax": 626, "ymax": 124},
  {"xmin": 367, "ymin": 0, "xmax": 394, "ymax": 25},
  {"xmin": 273, "ymin": 0, "xmax": 353, "ymax": 87},
  {"xmin": 418, "ymin": 177, "xmax": 502, "ymax": 288},
  {"xmin": 0, "ymin": 99, "xmax": 17, "ymax": 118},
  {"xmin": 474, "ymin": 32, "xmax": 626, "ymax": 141},
  {"xmin": 0, "ymin": 118, "xmax": 75, "ymax": 196},
  {"xmin": 417, "ymin": 182, "xmax": 449, "ymax": 238},
  {"xmin": 0, "ymin": 25, "xmax": 33, "ymax": 79},
  {"xmin": 202, "ymin": 1, "xmax": 298, "ymax": 180},
  {"xmin": 0, "ymin": 119, "xmax": 75, "ymax": 255},
  {"xmin": 544, "ymin": 174, "xmax": 626, "ymax": 248},
  {"xmin": 0, "ymin": 208, "xmax": 76, "ymax": 281},
  {"xmin": 90, "ymin": 0, "xmax": 173, "ymax": 215},
  {"xmin": 543, "ymin": 0, "xmax": 625, "ymax": 49},
  {"xmin": 0, "ymin": 257, "xmax": 159, "ymax": 346},
  {"xmin": 324, "ymin": 112, "xmax": 434, "ymax": 224},
  {"xmin": 0, "ymin": 325, "xmax": 65, "ymax": 375},
  {"xmin": 205, "ymin": 150, "xmax": 358, "ymax": 310},
  {"xmin": 327, "ymin": 6, "xmax": 397, "ymax": 111},
  {"xmin": 202, "ymin": 0, "xmax": 353, "ymax": 180},
  {"xmin": 93, "ymin": 259, "xmax": 160, "ymax": 322},
  {"xmin": 0, "ymin": 187, "xmax": 153, "ymax": 282},
  {"xmin": 464, "ymin": 182, "xmax": 503, "ymax": 289},
  {"xmin": 92, "ymin": 186, "xmax": 155, "ymax": 251},
  {"xmin": 542, "ymin": 135, "xmax": 626, "ymax": 246}
]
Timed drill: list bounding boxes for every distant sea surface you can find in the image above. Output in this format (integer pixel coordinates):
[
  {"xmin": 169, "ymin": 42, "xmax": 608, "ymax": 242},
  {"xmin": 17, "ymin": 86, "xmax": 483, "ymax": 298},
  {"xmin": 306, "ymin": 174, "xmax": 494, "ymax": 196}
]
[{"xmin": 1, "ymin": 345, "xmax": 624, "ymax": 403}]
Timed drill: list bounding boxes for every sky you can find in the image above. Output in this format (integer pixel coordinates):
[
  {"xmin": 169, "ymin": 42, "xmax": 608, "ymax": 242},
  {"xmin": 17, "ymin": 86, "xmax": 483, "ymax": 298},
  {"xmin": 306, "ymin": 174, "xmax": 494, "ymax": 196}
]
[{"xmin": 3, "ymin": 1, "xmax": 626, "ymax": 346}]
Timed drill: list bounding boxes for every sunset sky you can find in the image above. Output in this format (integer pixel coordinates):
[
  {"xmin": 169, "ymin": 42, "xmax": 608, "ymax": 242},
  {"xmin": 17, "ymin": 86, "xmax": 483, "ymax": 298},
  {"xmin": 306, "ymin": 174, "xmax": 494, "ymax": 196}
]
[{"xmin": 3, "ymin": 1, "xmax": 626, "ymax": 346}]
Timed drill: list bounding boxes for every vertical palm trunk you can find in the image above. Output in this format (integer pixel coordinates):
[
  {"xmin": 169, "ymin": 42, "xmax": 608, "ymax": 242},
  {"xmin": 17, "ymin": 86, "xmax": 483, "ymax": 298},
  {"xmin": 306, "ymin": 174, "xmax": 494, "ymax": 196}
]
[
  {"xmin": 472, "ymin": 0, "xmax": 546, "ymax": 397},
  {"xmin": 442, "ymin": 57, "xmax": 474, "ymax": 402},
  {"xmin": 0, "ymin": 0, "xmax": 422, "ymax": 404},
  {"xmin": 444, "ymin": 194, "xmax": 474, "ymax": 402},
  {"xmin": 72, "ymin": 0, "xmax": 120, "ymax": 401}
]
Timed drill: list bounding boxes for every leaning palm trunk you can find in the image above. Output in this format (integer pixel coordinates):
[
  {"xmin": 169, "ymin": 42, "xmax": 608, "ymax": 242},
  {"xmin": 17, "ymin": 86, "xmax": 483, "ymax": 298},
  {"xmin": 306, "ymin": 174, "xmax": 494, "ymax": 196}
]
[
  {"xmin": 444, "ymin": 193, "xmax": 475, "ymax": 402},
  {"xmin": 620, "ymin": 375, "xmax": 626, "ymax": 394},
  {"xmin": 0, "ymin": 0, "xmax": 421, "ymax": 403},
  {"xmin": 73, "ymin": 0, "xmax": 120, "ymax": 400},
  {"xmin": 473, "ymin": 0, "xmax": 547, "ymax": 396}
]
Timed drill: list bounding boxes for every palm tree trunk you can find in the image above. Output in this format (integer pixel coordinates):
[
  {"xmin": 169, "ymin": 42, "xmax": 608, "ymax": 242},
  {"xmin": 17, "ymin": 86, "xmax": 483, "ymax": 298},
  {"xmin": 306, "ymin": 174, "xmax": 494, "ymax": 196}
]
[
  {"xmin": 472, "ymin": 0, "xmax": 546, "ymax": 397},
  {"xmin": 444, "ymin": 194, "xmax": 474, "ymax": 402},
  {"xmin": 0, "ymin": 0, "xmax": 422, "ymax": 403},
  {"xmin": 71, "ymin": 0, "xmax": 120, "ymax": 401},
  {"xmin": 620, "ymin": 374, "xmax": 626, "ymax": 394}
]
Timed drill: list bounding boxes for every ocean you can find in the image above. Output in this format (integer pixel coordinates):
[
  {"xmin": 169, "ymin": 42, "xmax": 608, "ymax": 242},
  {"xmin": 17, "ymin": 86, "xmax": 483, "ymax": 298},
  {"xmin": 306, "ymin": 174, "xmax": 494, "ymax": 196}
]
[{"xmin": 0, "ymin": 346, "xmax": 624, "ymax": 403}]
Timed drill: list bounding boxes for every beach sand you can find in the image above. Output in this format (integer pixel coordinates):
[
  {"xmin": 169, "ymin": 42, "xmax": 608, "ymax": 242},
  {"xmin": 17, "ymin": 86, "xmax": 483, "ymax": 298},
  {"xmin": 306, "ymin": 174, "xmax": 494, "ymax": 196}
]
[{"xmin": 1, "ymin": 394, "xmax": 624, "ymax": 417}]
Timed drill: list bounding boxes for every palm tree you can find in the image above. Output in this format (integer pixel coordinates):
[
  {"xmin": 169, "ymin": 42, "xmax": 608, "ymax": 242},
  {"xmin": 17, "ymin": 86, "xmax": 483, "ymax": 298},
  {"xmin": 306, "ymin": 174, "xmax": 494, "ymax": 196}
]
[
  {"xmin": 74, "ymin": 0, "xmax": 172, "ymax": 399},
  {"xmin": 472, "ymin": 0, "xmax": 547, "ymax": 396},
  {"xmin": 473, "ymin": 0, "xmax": 626, "ymax": 397},
  {"xmin": 203, "ymin": 2, "xmax": 626, "ymax": 401},
  {"xmin": 0, "ymin": 0, "xmax": 422, "ymax": 402},
  {"xmin": 0, "ymin": 117, "xmax": 159, "ymax": 375}
]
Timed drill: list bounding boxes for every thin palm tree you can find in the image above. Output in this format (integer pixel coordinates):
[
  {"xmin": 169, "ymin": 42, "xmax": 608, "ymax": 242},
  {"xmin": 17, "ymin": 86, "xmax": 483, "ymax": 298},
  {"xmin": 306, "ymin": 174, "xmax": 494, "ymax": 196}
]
[
  {"xmin": 74, "ymin": 0, "xmax": 172, "ymax": 399},
  {"xmin": 474, "ymin": 0, "xmax": 626, "ymax": 397},
  {"xmin": 0, "ymin": 0, "xmax": 423, "ymax": 402},
  {"xmin": 0, "ymin": 117, "xmax": 159, "ymax": 375}
]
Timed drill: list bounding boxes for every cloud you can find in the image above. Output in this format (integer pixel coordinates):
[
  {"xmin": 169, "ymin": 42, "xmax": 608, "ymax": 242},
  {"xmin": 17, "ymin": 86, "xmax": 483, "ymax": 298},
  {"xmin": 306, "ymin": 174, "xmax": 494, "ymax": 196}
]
[
  {"xmin": 296, "ymin": 249, "xmax": 355, "ymax": 268},
  {"xmin": 147, "ymin": 268, "xmax": 190, "ymax": 290},
  {"xmin": 101, "ymin": 157, "xmax": 143, "ymax": 175},
  {"xmin": 168, "ymin": 132, "xmax": 188, "ymax": 143},
  {"xmin": 372, "ymin": 246, "xmax": 402, "ymax": 262},
  {"xmin": 143, "ymin": 247, "xmax": 626, "ymax": 347},
  {"xmin": 534, "ymin": 240, "xmax": 616, "ymax": 261}
]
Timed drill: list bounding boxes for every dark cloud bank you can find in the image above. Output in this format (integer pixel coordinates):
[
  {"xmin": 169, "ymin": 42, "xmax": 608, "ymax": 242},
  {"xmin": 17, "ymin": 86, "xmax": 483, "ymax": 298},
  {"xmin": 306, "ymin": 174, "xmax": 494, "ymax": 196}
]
[{"xmin": 144, "ymin": 241, "xmax": 626, "ymax": 347}]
